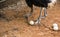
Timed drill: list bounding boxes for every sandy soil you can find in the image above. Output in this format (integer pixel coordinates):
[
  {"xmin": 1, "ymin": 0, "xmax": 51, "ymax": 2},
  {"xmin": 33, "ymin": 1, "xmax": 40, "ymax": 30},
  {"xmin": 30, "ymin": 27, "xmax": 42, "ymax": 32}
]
[{"xmin": 0, "ymin": 0, "xmax": 60, "ymax": 37}]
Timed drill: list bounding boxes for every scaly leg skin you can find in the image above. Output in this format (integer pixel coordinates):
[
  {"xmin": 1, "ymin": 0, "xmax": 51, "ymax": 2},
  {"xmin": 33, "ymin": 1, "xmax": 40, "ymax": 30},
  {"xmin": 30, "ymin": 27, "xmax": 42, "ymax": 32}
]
[
  {"xmin": 41, "ymin": 7, "xmax": 47, "ymax": 18},
  {"xmin": 44, "ymin": 7, "xmax": 47, "ymax": 17},
  {"xmin": 35, "ymin": 7, "xmax": 42, "ymax": 24}
]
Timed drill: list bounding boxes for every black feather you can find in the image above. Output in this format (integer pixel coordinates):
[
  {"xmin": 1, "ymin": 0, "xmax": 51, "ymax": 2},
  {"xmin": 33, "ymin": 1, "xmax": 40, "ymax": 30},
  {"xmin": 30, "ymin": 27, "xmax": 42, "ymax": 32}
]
[{"xmin": 25, "ymin": 0, "xmax": 51, "ymax": 8}]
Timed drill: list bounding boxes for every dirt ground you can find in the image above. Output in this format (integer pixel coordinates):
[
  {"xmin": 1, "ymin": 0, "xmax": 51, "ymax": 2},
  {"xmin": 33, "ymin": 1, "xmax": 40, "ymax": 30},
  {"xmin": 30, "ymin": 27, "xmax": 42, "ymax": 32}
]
[{"xmin": 0, "ymin": 0, "xmax": 60, "ymax": 37}]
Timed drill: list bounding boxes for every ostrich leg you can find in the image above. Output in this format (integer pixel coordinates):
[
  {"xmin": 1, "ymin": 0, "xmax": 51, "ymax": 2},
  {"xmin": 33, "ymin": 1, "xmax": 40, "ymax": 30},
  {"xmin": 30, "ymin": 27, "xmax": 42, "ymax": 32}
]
[
  {"xmin": 35, "ymin": 7, "xmax": 47, "ymax": 24},
  {"xmin": 42, "ymin": 7, "xmax": 47, "ymax": 18},
  {"xmin": 35, "ymin": 7, "xmax": 43, "ymax": 24},
  {"xmin": 44, "ymin": 8, "xmax": 47, "ymax": 17}
]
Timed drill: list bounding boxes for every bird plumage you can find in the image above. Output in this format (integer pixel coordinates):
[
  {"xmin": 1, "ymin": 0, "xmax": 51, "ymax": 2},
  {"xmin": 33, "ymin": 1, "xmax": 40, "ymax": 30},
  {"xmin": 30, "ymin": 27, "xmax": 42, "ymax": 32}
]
[{"xmin": 26, "ymin": 0, "xmax": 51, "ymax": 8}]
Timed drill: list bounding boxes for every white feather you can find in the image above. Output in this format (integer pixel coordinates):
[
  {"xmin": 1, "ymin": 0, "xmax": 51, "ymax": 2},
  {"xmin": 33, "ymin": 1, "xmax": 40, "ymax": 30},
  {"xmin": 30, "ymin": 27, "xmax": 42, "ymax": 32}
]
[{"xmin": 48, "ymin": 0, "xmax": 57, "ymax": 8}]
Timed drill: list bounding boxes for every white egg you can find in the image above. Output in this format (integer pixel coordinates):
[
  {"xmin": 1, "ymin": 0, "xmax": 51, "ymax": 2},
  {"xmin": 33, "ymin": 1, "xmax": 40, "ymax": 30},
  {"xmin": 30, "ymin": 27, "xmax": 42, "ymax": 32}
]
[
  {"xmin": 29, "ymin": 20, "xmax": 34, "ymax": 25},
  {"xmin": 53, "ymin": 23, "xmax": 58, "ymax": 30}
]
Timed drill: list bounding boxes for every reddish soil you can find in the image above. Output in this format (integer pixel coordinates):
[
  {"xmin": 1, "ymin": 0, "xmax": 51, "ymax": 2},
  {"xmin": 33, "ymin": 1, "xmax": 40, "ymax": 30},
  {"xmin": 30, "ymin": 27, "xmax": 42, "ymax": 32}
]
[{"xmin": 0, "ymin": 0, "xmax": 60, "ymax": 37}]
